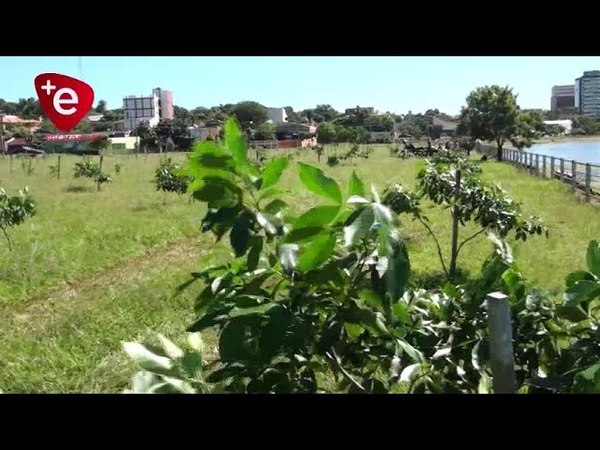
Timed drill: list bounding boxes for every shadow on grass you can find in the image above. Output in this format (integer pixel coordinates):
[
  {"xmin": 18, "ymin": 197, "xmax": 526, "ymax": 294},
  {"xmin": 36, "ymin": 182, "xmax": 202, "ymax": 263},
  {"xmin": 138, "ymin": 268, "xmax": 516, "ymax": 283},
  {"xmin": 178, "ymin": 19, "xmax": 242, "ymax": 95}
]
[{"xmin": 64, "ymin": 185, "xmax": 95, "ymax": 193}]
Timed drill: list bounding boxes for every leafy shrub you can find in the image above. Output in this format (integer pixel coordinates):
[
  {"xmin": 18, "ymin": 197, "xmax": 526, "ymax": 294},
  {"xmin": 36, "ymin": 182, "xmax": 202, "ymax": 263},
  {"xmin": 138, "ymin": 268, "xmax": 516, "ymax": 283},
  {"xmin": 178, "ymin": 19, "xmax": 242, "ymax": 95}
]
[
  {"xmin": 154, "ymin": 157, "xmax": 192, "ymax": 195},
  {"xmin": 382, "ymin": 158, "xmax": 546, "ymax": 278},
  {"xmin": 327, "ymin": 155, "xmax": 340, "ymax": 166},
  {"xmin": 73, "ymin": 157, "xmax": 112, "ymax": 189},
  {"xmin": 0, "ymin": 186, "xmax": 35, "ymax": 251}
]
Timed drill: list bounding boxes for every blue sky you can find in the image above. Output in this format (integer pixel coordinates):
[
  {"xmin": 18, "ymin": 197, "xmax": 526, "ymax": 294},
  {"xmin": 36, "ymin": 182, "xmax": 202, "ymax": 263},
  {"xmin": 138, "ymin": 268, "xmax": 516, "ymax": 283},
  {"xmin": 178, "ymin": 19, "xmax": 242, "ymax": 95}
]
[{"xmin": 1, "ymin": 56, "xmax": 600, "ymax": 115}]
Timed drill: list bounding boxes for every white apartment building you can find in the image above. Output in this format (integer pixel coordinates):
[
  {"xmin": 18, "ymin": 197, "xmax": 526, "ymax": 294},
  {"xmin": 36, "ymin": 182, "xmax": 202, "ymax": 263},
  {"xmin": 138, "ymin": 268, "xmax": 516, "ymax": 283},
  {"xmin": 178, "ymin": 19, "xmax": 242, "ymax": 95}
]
[{"xmin": 122, "ymin": 87, "xmax": 174, "ymax": 130}]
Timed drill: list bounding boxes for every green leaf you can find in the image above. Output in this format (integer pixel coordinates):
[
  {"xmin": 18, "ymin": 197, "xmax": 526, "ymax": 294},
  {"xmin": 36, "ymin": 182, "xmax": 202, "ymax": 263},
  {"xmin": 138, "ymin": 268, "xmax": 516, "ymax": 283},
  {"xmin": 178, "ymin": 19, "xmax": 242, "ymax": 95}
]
[
  {"xmin": 393, "ymin": 302, "xmax": 411, "ymax": 323},
  {"xmin": 383, "ymin": 231, "xmax": 411, "ymax": 301},
  {"xmin": 283, "ymin": 227, "xmax": 324, "ymax": 244},
  {"xmin": 586, "ymin": 240, "xmax": 600, "ymax": 277},
  {"xmin": 190, "ymin": 177, "xmax": 242, "ymax": 207},
  {"xmin": 229, "ymin": 303, "xmax": 277, "ymax": 318},
  {"xmin": 224, "ymin": 117, "xmax": 247, "ymax": 166},
  {"xmin": 347, "ymin": 195, "xmax": 370, "ymax": 204},
  {"xmin": 297, "ymin": 233, "xmax": 337, "ymax": 272},
  {"xmin": 372, "ymin": 202, "xmax": 393, "ymax": 226},
  {"xmin": 262, "ymin": 157, "xmax": 289, "ymax": 190},
  {"xmin": 259, "ymin": 187, "xmax": 284, "ymax": 201},
  {"xmin": 157, "ymin": 334, "xmax": 184, "ymax": 360},
  {"xmin": 343, "ymin": 206, "xmax": 375, "ymax": 247},
  {"xmin": 297, "ymin": 162, "xmax": 342, "ymax": 204},
  {"xmin": 187, "ymin": 333, "xmax": 204, "ymax": 355},
  {"xmin": 399, "ymin": 363, "xmax": 421, "ymax": 383},
  {"xmin": 246, "ymin": 237, "xmax": 263, "ymax": 271},
  {"xmin": 344, "ymin": 323, "xmax": 365, "ymax": 340},
  {"xmin": 219, "ymin": 317, "xmax": 258, "ymax": 362},
  {"xmin": 161, "ymin": 376, "xmax": 197, "ymax": 394},
  {"xmin": 123, "ymin": 342, "xmax": 174, "ymax": 375},
  {"xmin": 565, "ymin": 270, "xmax": 596, "ymax": 288},
  {"xmin": 348, "ymin": 171, "xmax": 366, "ymax": 197},
  {"xmin": 230, "ymin": 213, "xmax": 253, "ymax": 256},
  {"xmin": 563, "ymin": 280, "xmax": 600, "ymax": 308},
  {"xmin": 397, "ymin": 339, "xmax": 425, "ymax": 363},
  {"xmin": 278, "ymin": 244, "xmax": 299, "ymax": 273},
  {"xmin": 259, "ymin": 306, "xmax": 292, "ymax": 359},
  {"xmin": 263, "ymin": 199, "xmax": 288, "ymax": 215},
  {"xmin": 556, "ymin": 305, "xmax": 589, "ymax": 322},
  {"xmin": 294, "ymin": 205, "xmax": 340, "ymax": 229},
  {"xmin": 573, "ymin": 364, "xmax": 600, "ymax": 393},
  {"xmin": 256, "ymin": 212, "xmax": 280, "ymax": 235},
  {"xmin": 129, "ymin": 371, "xmax": 161, "ymax": 393},
  {"xmin": 478, "ymin": 372, "xmax": 493, "ymax": 394},
  {"xmin": 181, "ymin": 352, "xmax": 204, "ymax": 381},
  {"xmin": 358, "ymin": 289, "xmax": 384, "ymax": 310}
]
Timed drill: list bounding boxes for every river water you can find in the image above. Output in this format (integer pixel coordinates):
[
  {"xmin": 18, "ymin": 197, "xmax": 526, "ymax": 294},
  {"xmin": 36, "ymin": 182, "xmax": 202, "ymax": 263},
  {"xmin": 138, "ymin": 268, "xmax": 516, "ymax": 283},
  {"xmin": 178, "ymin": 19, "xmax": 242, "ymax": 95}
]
[{"xmin": 530, "ymin": 141, "xmax": 600, "ymax": 166}]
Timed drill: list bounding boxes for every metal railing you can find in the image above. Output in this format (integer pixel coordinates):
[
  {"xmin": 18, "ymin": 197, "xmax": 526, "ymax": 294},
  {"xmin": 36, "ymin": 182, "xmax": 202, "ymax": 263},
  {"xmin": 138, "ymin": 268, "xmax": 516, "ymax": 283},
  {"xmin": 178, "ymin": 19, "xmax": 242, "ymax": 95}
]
[{"xmin": 479, "ymin": 145, "xmax": 600, "ymax": 202}]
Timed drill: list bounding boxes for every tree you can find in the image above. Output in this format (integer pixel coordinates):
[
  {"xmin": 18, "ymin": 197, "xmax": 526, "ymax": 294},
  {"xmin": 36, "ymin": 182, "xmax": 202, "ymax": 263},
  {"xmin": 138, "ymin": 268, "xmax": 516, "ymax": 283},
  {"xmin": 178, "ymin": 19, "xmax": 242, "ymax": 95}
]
[
  {"xmin": 16, "ymin": 98, "xmax": 42, "ymax": 119},
  {"xmin": 174, "ymin": 106, "xmax": 192, "ymax": 126},
  {"xmin": 254, "ymin": 122, "xmax": 276, "ymax": 140},
  {"xmin": 364, "ymin": 114, "xmax": 394, "ymax": 132},
  {"xmin": 317, "ymin": 122, "xmax": 337, "ymax": 144},
  {"xmin": 231, "ymin": 101, "xmax": 268, "ymax": 128},
  {"xmin": 89, "ymin": 136, "xmax": 110, "ymax": 153},
  {"xmin": 459, "ymin": 85, "xmax": 521, "ymax": 161},
  {"xmin": 9, "ymin": 126, "xmax": 32, "ymax": 139},
  {"xmin": 575, "ymin": 116, "xmax": 600, "ymax": 135},
  {"xmin": 134, "ymin": 123, "xmax": 158, "ymax": 152},
  {"xmin": 0, "ymin": 187, "xmax": 35, "ymax": 251},
  {"xmin": 544, "ymin": 124, "xmax": 566, "ymax": 136},
  {"xmin": 509, "ymin": 110, "xmax": 544, "ymax": 149},
  {"xmin": 72, "ymin": 120, "xmax": 94, "ymax": 134},
  {"xmin": 95, "ymin": 100, "xmax": 107, "ymax": 113}
]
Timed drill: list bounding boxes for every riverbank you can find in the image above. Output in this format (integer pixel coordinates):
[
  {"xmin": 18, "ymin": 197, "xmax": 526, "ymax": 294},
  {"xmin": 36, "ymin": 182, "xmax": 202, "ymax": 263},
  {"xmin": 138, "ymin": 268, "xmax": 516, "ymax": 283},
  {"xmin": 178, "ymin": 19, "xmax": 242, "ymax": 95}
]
[{"xmin": 533, "ymin": 135, "xmax": 600, "ymax": 145}]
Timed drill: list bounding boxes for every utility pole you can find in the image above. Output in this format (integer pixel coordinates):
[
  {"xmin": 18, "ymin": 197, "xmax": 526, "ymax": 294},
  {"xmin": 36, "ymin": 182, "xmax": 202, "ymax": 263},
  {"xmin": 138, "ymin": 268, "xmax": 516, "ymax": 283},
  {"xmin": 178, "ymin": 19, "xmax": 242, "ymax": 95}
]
[{"xmin": 0, "ymin": 111, "xmax": 5, "ymax": 155}]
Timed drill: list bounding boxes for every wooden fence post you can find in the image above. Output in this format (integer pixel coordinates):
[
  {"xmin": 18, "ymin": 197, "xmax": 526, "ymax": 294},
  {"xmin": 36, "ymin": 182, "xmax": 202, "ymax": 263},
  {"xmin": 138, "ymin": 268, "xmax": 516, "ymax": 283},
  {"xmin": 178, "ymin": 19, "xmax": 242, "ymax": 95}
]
[
  {"xmin": 586, "ymin": 164, "xmax": 592, "ymax": 201},
  {"xmin": 57, "ymin": 155, "xmax": 61, "ymax": 180},
  {"xmin": 535, "ymin": 153, "xmax": 540, "ymax": 176},
  {"xmin": 449, "ymin": 169, "xmax": 462, "ymax": 279},
  {"xmin": 97, "ymin": 155, "xmax": 104, "ymax": 191},
  {"xmin": 486, "ymin": 292, "xmax": 516, "ymax": 394},
  {"xmin": 571, "ymin": 160, "xmax": 577, "ymax": 191},
  {"xmin": 550, "ymin": 156, "xmax": 555, "ymax": 177}
]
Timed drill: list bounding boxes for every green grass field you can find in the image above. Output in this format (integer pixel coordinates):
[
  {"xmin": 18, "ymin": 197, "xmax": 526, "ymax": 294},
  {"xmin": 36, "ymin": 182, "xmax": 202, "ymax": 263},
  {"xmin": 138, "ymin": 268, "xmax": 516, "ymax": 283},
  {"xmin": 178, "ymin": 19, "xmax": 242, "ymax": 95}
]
[{"xmin": 0, "ymin": 146, "xmax": 599, "ymax": 392}]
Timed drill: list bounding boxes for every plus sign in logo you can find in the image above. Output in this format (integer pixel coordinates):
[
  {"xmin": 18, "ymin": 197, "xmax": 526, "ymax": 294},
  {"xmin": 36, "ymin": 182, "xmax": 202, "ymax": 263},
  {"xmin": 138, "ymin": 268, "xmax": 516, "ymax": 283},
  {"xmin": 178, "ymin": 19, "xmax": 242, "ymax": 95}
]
[{"xmin": 34, "ymin": 73, "xmax": 94, "ymax": 132}]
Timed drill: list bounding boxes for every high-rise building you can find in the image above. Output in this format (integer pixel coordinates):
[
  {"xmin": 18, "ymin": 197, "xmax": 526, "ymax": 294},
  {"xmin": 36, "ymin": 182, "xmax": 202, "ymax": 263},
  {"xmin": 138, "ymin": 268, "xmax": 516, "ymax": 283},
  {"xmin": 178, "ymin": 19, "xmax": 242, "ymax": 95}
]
[
  {"xmin": 122, "ymin": 87, "xmax": 174, "ymax": 130},
  {"xmin": 575, "ymin": 71, "xmax": 600, "ymax": 117},
  {"xmin": 550, "ymin": 85, "xmax": 575, "ymax": 112}
]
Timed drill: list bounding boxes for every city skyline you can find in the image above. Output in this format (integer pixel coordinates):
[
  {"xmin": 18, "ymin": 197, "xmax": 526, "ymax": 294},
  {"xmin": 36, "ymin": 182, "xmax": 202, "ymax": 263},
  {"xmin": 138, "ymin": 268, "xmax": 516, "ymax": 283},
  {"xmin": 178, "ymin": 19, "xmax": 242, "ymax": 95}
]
[{"xmin": 2, "ymin": 57, "xmax": 600, "ymax": 115}]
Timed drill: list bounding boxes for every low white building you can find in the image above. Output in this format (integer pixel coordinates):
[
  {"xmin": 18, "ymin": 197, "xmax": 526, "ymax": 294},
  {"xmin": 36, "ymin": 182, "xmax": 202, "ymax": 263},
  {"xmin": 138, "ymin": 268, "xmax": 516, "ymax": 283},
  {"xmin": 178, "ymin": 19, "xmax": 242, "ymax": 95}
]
[
  {"xmin": 108, "ymin": 136, "xmax": 139, "ymax": 151},
  {"xmin": 543, "ymin": 119, "xmax": 573, "ymax": 134}
]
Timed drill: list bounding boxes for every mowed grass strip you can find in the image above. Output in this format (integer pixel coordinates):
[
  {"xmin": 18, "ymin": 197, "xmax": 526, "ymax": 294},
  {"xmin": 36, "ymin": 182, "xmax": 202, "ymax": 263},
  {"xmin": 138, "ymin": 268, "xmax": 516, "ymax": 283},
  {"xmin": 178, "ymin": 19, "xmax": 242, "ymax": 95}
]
[
  {"xmin": 0, "ymin": 236, "xmax": 217, "ymax": 393},
  {"xmin": 0, "ymin": 152, "xmax": 203, "ymax": 305}
]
